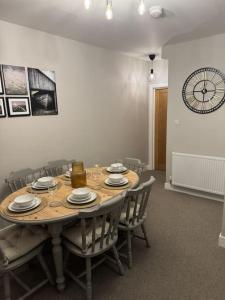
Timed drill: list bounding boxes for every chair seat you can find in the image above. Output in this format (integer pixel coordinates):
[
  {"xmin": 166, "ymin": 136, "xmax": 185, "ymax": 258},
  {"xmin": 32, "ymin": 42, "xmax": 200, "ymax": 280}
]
[
  {"xmin": 0, "ymin": 225, "xmax": 49, "ymax": 264},
  {"xmin": 63, "ymin": 219, "xmax": 110, "ymax": 250}
]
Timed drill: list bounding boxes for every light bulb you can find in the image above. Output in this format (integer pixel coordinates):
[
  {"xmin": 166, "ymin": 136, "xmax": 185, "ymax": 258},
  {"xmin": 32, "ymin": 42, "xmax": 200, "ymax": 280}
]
[
  {"xmin": 106, "ymin": 1, "xmax": 113, "ymax": 20},
  {"xmin": 149, "ymin": 69, "xmax": 155, "ymax": 81},
  {"xmin": 138, "ymin": 0, "xmax": 145, "ymax": 15},
  {"xmin": 84, "ymin": 0, "xmax": 92, "ymax": 10}
]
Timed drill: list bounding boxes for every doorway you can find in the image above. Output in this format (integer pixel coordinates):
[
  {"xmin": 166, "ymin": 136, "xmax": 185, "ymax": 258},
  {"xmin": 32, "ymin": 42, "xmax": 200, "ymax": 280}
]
[{"xmin": 154, "ymin": 88, "xmax": 168, "ymax": 171}]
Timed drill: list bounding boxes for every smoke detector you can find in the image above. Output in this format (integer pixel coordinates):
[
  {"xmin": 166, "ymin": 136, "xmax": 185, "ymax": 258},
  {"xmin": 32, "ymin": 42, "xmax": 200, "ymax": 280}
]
[{"xmin": 149, "ymin": 6, "xmax": 163, "ymax": 18}]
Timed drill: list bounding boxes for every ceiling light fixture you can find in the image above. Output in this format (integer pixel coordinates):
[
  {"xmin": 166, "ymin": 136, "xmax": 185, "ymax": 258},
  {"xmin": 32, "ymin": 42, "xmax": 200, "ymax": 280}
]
[
  {"xmin": 149, "ymin": 54, "xmax": 156, "ymax": 81},
  {"xmin": 106, "ymin": 0, "xmax": 113, "ymax": 20},
  {"xmin": 84, "ymin": 0, "xmax": 92, "ymax": 10},
  {"xmin": 138, "ymin": 0, "xmax": 146, "ymax": 15}
]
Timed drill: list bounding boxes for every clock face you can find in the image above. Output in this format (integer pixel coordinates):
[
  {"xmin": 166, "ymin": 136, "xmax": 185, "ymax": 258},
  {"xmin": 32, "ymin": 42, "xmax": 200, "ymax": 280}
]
[{"xmin": 182, "ymin": 67, "xmax": 225, "ymax": 114}]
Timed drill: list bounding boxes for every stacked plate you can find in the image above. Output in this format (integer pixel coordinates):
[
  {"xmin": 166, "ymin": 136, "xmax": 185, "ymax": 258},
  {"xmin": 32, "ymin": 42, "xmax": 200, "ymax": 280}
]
[
  {"xmin": 32, "ymin": 177, "xmax": 56, "ymax": 190},
  {"xmin": 65, "ymin": 168, "xmax": 72, "ymax": 178},
  {"xmin": 105, "ymin": 174, "xmax": 128, "ymax": 186},
  {"xmin": 106, "ymin": 163, "xmax": 127, "ymax": 173},
  {"xmin": 8, "ymin": 194, "xmax": 41, "ymax": 212},
  {"xmin": 67, "ymin": 188, "xmax": 97, "ymax": 204}
]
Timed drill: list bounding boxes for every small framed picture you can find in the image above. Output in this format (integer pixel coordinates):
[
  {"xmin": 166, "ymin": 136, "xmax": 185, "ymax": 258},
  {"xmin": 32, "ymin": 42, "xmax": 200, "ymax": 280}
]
[
  {"xmin": 6, "ymin": 97, "xmax": 30, "ymax": 117},
  {"xmin": 0, "ymin": 68, "xmax": 4, "ymax": 95},
  {"xmin": 0, "ymin": 98, "xmax": 6, "ymax": 117}
]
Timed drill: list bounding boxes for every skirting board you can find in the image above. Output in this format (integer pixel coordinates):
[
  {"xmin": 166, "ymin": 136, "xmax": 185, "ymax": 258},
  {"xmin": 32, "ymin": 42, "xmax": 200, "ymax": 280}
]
[
  {"xmin": 218, "ymin": 233, "xmax": 225, "ymax": 248},
  {"xmin": 164, "ymin": 182, "xmax": 224, "ymax": 203}
]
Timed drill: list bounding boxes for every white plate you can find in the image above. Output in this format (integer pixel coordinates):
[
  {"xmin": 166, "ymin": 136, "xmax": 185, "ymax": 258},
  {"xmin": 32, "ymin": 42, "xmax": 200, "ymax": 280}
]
[
  {"xmin": 105, "ymin": 178, "xmax": 128, "ymax": 186},
  {"xmin": 8, "ymin": 198, "xmax": 41, "ymax": 212},
  {"xmin": 106, "ymin": 167, "xmax": 127, "ymax": 173},
  {"xmin": 32, "ymin": 181, "xmax": 57, "ymax": 190},
  {"xmin": 67, "ymin": 192, "xmax": 97, "ymax": 204}
]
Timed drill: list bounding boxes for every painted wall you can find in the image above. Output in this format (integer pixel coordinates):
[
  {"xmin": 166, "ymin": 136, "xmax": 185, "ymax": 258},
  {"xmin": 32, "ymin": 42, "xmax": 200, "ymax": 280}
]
[
  {"xmin": 0, "ymin": 20, "xmax": 148, "ymax": 198},
  {"xmin": 163, "ymin": 33, "xmax": 225, "ymax": 182}
]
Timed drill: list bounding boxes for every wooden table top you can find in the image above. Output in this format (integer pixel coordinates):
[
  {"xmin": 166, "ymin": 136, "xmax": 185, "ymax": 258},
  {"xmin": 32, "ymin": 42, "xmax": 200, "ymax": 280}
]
[{"xmin": 0, "ymin": 168, "xmax": 139, "ymax": 225}]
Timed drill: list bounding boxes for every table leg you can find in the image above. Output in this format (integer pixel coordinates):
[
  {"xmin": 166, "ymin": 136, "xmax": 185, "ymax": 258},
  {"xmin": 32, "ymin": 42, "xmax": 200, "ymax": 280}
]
[{"xmin": 48, "ymin": 222, "xmax": 65, "ymax": 291}]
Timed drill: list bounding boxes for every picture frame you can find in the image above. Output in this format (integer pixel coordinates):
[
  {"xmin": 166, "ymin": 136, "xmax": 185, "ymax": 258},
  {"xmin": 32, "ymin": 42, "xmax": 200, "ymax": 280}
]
[
  {"xmin": 28, "ymin": 68, "xmax": 58, "ymax": 116},
  {"xmin": 0, "ymin": 97, "xmax": 6, "ymax": 118},
  {"xmin": 2, "ymin": 65, "xmax": 28, "ymax": 95},
  {"xmin": 0, "ymin": 68, "xmax": 4, "ymax": 95},
  {"xmin": 6, "ymin": 97, "xmax": 30, "ymax": 117}
]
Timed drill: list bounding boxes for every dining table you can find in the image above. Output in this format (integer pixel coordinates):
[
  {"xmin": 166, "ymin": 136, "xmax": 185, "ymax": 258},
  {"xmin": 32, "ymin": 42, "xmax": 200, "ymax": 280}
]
[{"xmin": 0, "ymin": 167, "xmax": 139, "ymax": 292}]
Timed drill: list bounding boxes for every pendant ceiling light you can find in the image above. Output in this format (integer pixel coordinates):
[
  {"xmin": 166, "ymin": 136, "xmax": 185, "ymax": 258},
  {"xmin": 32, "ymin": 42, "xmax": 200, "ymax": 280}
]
[
  {"xmin": 84, "ymin": 0, "xmax": 92, "ymax": 10},
  {"xmin": 106, "ymin": 0, "xmax": 113, "ymax": 20},
  {"xmin": 138, "ymin": 0, "xmax": 146, "ymax": 15},
  {"xmin": 149, "ymin": 54, "xmax": 156, "ymax": 81}
]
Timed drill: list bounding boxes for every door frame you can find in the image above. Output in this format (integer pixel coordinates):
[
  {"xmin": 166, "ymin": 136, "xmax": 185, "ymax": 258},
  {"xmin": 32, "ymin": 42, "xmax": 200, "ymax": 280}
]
[{"xmin": 148, "ymin": 83, "xmax": 168, "ymax": 170}]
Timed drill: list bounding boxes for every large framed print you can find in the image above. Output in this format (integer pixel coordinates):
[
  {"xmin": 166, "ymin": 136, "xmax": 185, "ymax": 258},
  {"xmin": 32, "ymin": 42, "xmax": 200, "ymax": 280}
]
[{"xmin": 6, "ymin": 97, "xmax": 30, "ymax": 117}]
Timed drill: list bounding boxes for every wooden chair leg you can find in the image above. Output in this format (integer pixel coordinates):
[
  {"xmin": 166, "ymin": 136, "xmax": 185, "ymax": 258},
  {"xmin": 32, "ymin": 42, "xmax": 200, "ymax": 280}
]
[
  {"xmin": 86, "ymin": 257, "xmax": 92, "ymax": 300},
  {"xmin": 112, "ymin": 244, "xmax": 124, "ymax": 275},
  {"xmin": 141, "ymin": 223, "xmax": 151, "ymax": 248},
  {"xmin": 127, "ymin": 231, "xmax": 133, "ymax": 269},
  {"xmin": 37, "ymin": 254, "xmax": 54, "ymax": 285},
  {"xmin": 3, "ymin": 272, "xmax": 11, "ymax": 300}
]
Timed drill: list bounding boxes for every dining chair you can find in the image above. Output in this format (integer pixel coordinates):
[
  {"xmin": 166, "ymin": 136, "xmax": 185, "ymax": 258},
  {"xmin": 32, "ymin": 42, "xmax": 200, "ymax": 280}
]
[
  {"xmin": 0, "ymin": 224, "xmax": 54, "ymax": 300},
  {"xmin": 5, "ymin": 168, "xmax": 46, "ymax": 193},
  {"xmin": 44, "ymin": 159, "xmax": 74, "ymax": 177},
  {"xmin": 118, "ymin": 176, "xmax": 156, "ymax": 268},
  {"xmin": 123, "ymin": 157, "xmax": 146, "ymax": 176},
  {"xmin": 62, "ymin": 193, "xmax": 126, "ymax": 300}
]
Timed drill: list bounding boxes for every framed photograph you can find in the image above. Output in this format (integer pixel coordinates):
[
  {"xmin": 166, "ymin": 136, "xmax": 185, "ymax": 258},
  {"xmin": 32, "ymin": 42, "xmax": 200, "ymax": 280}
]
[
  {"xmin": 0, "ymin": 68, "xmax": 3, "ymax": 95},
  {"xmin": 0, "ymin": 98, "xmax": 6, "ymax": 117},
  {"xmin": 28, "ymin": 68, "xmax": 58, "ymax": 116},
  {"xmin": 2, "ymin": 65, "xmax": 28, "ymax": 95},
  {"xmin": 6, "ymin": 97, "xmax": 30, "ymax": 117}
]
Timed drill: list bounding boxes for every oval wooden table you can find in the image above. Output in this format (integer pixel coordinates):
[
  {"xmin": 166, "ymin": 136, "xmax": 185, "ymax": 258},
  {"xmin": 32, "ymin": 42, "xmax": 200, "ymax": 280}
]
[{"xmin": 0, "ymin": 167, "xmax": 139, "ymax": 292}]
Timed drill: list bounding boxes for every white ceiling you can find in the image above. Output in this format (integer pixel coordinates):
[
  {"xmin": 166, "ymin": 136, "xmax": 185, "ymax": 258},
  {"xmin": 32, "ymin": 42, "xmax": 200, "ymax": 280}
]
[{"xmin": 0, "ymin": 0, "xmax": 225, "ymax": 58}]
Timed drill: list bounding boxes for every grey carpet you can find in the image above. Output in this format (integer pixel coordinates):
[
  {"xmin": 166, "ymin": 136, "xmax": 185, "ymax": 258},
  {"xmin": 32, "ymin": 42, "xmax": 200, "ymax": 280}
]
[{"xmin": 1, "ymin": 171, "xmax": 225, "ymax": 300}]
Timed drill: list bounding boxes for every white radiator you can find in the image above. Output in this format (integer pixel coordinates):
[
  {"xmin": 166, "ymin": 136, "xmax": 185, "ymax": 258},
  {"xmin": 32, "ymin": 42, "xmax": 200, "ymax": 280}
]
[{"xmin": 172, "ymin": 152, "xmax": 225, "ymax": 195}]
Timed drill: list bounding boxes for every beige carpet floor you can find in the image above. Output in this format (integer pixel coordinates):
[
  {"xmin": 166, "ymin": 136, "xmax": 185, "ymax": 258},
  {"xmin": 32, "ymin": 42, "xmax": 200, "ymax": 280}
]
[{"xmin": 1, "ymin": 171, "xmax": 225, "ymax": 300}]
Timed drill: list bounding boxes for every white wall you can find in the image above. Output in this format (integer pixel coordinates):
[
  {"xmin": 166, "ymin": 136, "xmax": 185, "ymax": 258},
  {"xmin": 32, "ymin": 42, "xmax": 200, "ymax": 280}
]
[
  {"xmin": 163, "ymin": 33, "xmax": 225, "ymax": 182},
  {"xmin": 0, "ymin": 20, "xmax": 149, "ymax": 198}
]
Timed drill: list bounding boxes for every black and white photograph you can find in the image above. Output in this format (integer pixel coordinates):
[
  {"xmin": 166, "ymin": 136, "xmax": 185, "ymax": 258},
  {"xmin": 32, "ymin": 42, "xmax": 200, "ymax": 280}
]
[
  {"xmin": 28, "ymin": 68, "xmax": 58, "ymax": 116},
  {"xmin": 0, "ymin": 97, "xmax": 6, "ymax": 117},
  {"xmin": 2, "ymin": 64, "xmax": 28, "ymax": 95},
  {"xmin": 0, "ymin": 68, "xmax": 3, "ymax": 95},
  {"xmin": 6, "ymin": 97, "xmax": 30, "ymax": 117}
]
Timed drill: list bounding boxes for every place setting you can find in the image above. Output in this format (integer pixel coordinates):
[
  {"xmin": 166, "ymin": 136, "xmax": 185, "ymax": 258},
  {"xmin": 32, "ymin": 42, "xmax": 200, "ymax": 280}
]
[
  {"xmin": 103, "ymin": 163, "xmax": 128, "ymax": 175},
  {"xmin": 27, "ymin": 176, "xmax": 61, "ymax": 194},
  {"xmin": 62, "ymin": 187, "xmax": 101, "ymax": 209},
  {"xmin": 3, "ymin": 194, "xmax": 47, "ymax": 217},
  {"xmin": 101, "ymin": 174, "xmax": 131, "ymax": 190}
]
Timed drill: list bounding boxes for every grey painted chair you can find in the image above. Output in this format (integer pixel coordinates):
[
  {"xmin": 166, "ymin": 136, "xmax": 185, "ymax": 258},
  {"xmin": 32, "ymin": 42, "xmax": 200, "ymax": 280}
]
[
  {"xmin": 62, "ymin": 193, "xmax": 126, "ymax": 300},
  {"xmin": 118, "ymin": 176, "xmax": 156, "ymax": 268},
  {"xmin": 44, "ymin": 159, "xmax": 74, "ymax": 177},
  {"xmin": 116, "ymin": 157, "xmax": 146, "ymax": 176},
  {"xmin": 5, "ymin": 168, "xmax": 46, "ymax": 193},
  {"xmin": 0, "ymin": 224, "xmax": 53, "ymax": 300}
]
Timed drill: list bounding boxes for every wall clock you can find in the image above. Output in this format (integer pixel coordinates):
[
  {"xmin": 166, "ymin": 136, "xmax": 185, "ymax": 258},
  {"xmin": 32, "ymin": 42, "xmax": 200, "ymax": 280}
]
[{"xmin": 182, "ymin": 67, "xmax": 225, "ymax": 114}]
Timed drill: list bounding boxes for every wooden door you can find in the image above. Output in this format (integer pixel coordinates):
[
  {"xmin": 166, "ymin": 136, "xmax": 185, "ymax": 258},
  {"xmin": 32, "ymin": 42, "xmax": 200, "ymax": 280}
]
[{"xmin": 154, "ymin": 88, "xmax": 168, "ymax": 171}]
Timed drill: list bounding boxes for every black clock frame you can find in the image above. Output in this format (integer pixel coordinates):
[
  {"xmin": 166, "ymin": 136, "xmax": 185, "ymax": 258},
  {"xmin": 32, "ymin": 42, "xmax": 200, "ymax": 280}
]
[{"xmin": 182, "ymin": 67, "xmax": 225, "ymax": 114}]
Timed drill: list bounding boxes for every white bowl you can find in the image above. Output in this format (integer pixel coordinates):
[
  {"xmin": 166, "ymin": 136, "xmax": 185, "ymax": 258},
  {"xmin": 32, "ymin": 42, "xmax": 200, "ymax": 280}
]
[
  {"xmin": 72, "ymin": 188, "xmax": 91, "ymax": 199},
  {"xmin": 14, "ymin": 194, "xmax": 35, "ymax": 208},
  {"xmin": 110, "ymin": 163, "xmax": 123, "ymax": 170},
  {"xmin": 37, "ymin": 176, "xmax": 54, "ymax": 186},
  {"xmin": 108, "ymin": 174, "xmax": 124, "ymax": 183}
]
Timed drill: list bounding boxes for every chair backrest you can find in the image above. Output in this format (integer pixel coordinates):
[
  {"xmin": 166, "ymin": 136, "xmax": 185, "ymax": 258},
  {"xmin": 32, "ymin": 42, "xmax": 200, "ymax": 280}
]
[
  {"xmin": 5, "ymin": 168, "xmax": 46, "ymax": 193},
  {"xmin": 123, "ymin": 176, "xmax": 155, "ymax": 226},
  {"xmin": 123, "ymin": 157, "xmax": 146, "ymax": 175},
  {"xmin": 44, "ymin": 159, "xmax": 74, "ymax": 176},
  {"xmin": 77, "ymin": 192, "xmax": 126, "ymax": 254}
]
